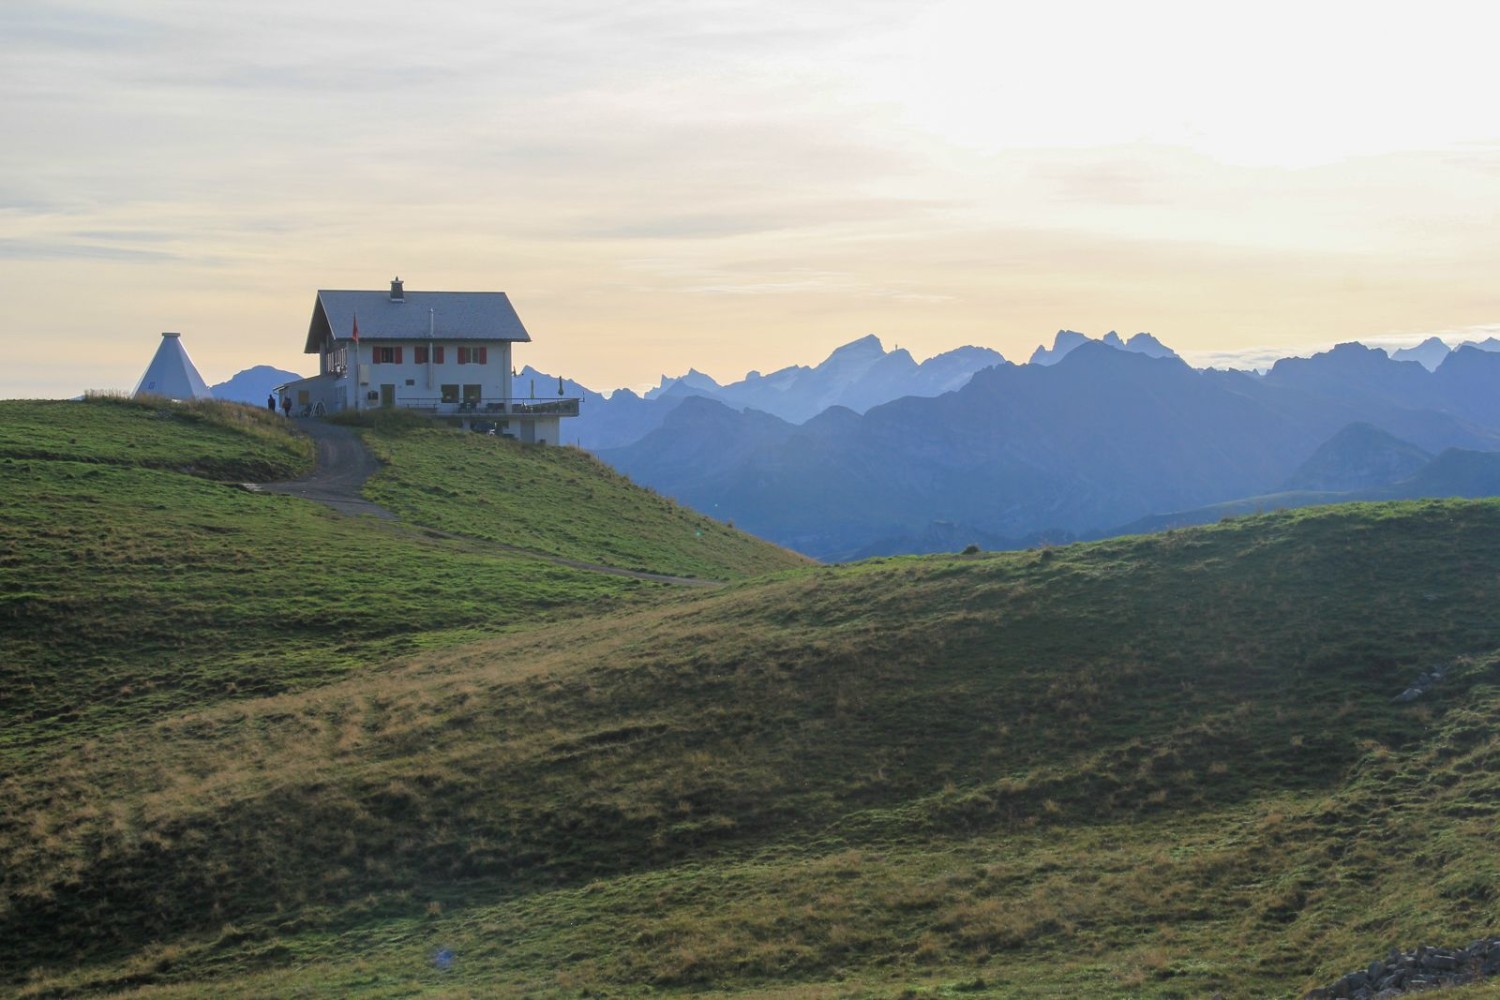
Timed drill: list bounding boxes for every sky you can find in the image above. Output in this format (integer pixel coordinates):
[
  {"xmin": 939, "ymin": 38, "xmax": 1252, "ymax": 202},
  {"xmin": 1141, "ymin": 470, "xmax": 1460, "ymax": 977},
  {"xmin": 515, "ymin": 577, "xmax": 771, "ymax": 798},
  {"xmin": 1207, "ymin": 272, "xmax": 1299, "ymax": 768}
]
[{"xmin": 3, "ymin": 0, "xmax": 1498, "ymax": 398}]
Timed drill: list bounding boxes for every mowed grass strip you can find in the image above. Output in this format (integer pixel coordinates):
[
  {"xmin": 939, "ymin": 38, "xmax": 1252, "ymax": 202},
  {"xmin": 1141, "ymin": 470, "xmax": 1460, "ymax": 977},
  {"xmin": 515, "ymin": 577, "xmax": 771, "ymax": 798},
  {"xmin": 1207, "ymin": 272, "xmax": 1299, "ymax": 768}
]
[{"xmin": 6, "ymin": 499, "xmax": 1500, "ymax": 997}]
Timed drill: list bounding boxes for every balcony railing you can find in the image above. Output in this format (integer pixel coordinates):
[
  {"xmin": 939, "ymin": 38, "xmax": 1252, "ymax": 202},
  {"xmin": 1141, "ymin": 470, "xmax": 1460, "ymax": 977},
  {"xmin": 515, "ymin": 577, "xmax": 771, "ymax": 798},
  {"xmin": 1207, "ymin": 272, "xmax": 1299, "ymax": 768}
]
[{"xmin": 378, "ymin": 396, "xmax": 580, "ymax": 417}]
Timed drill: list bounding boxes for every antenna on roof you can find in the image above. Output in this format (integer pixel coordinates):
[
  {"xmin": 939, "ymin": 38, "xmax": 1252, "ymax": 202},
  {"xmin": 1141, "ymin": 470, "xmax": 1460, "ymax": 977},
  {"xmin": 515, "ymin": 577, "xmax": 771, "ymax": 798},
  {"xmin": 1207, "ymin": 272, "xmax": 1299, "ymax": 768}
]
[{"xmin": 390, "ymin": 276, "xmax": 405, "ymax": 302}]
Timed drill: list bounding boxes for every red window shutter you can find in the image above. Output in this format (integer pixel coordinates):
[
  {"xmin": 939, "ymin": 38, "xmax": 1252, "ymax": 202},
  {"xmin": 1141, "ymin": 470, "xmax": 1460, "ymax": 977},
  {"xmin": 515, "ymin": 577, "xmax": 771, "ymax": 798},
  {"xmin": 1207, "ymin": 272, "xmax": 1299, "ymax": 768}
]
[
  {"xmin": 372, "ymin": 349, "xmax": 381, "ymax": 365},
  {"xmin": 394, "ymin": 346, "xmax": 403, "ymax": 364},
  {"xmin": 478, "ymin": 346, "xmax": 488, "ymax": 364},
  {"xmin": 435, "ymin": 346, "xmax": 444, "ymax": 364}
]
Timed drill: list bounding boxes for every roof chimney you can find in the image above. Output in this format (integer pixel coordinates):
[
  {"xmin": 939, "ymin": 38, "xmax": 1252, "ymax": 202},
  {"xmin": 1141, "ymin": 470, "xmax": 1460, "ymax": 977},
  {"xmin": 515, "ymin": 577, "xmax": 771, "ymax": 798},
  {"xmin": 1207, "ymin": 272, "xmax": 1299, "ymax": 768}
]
[{"xmin": 390, "ymin": 277, "xmax": 405, "ymax": 302}]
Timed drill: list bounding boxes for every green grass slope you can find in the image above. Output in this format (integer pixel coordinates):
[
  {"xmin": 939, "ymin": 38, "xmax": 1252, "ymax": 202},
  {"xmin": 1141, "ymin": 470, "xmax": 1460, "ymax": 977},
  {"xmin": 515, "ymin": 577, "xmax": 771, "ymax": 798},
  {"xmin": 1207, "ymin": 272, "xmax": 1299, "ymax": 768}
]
[
  {"xmin": 5, "ymin": 484, "xmax": 1500, "ymax": 997},
  {"xmin": 0, "ymin": 395, "xmax": 315, "ymax": 480},
  {"xmin": 0, "ymin": 398, "xmax": 795, "ymax": 759},
  {"xmin": 347, "ymin": 412, "xmax": 809, "ymax": 578}
]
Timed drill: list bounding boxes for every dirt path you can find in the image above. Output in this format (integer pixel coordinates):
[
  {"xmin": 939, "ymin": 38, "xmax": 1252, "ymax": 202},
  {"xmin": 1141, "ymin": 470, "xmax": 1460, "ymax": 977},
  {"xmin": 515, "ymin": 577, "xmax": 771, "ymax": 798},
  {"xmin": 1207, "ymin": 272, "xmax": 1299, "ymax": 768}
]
[
  {"xmin": 246, "ymin": 419, "xmax": 395, "ymax": 519},
  {"xmin": 247, "ymin": 419, "xmax": 719, "ymax": 588}
]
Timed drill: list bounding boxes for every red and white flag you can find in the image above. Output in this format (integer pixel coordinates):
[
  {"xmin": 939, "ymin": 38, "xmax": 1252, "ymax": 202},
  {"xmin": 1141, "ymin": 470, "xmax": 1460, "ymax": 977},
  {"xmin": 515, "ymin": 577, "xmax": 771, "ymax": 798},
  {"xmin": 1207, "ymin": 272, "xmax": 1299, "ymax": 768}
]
[{"xmin": 351, "ymin": 312, "xmax": 360, "ymax": 343}]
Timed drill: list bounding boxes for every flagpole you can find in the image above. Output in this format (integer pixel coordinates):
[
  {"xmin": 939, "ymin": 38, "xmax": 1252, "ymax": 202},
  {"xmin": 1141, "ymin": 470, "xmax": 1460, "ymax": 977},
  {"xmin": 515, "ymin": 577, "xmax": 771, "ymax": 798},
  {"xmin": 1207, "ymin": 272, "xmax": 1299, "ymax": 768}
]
[{"xmin": 351, "ymin": 310, "xmax": 361, "ymax": 414}]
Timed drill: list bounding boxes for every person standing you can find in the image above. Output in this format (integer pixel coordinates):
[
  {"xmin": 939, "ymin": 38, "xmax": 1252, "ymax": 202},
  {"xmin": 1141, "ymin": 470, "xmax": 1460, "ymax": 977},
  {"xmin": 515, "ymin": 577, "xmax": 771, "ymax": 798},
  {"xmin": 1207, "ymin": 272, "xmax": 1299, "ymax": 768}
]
[
  {"xmin": 267, "ymin": 393, "xmax": 276, "ymax": 412},
  {"xmin": 282, "ymin": 395, "xmax": 293, "ymax": 418}
]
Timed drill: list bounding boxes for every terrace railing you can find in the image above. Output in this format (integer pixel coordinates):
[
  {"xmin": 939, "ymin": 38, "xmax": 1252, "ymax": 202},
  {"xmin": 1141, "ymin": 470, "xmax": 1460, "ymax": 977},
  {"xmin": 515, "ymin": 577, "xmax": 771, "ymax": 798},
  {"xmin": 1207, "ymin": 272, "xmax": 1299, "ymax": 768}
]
[{"xmin": 375, "ymin": 396, "xmax": 580, "ymax": 417}]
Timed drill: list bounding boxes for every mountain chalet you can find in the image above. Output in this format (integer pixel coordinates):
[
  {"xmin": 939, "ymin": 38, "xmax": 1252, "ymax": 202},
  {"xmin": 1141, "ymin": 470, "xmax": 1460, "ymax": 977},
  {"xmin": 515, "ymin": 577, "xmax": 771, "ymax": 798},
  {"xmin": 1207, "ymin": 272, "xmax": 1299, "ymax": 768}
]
[{"xmin": 277, "ymin": 278, "xmax": 578, "ymax": 444}]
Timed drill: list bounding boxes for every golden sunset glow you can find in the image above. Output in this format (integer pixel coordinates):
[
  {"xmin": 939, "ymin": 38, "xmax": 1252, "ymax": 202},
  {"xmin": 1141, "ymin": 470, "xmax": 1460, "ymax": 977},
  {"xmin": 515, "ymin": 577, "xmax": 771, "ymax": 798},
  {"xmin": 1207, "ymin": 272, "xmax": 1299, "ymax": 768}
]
[{"xmin": 3, "ymin": 1, "xmax": 1497, "ymax": 396}]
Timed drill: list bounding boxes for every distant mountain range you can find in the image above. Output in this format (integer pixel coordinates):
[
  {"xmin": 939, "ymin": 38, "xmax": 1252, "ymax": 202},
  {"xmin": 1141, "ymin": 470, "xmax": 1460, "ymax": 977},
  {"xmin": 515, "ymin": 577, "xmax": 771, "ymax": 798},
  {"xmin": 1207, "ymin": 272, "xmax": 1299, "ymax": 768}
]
[
  {"xmin": 1028, "ymin": 329, "xmax": 1178, "ymax": 365},
  {"xmin": 589, "ymin": 338, "xmax": 1500, "ymax": 560},
  {"xmin": 555, "ymin": 335, "xmax": 1005, "ymax": 450},
  {"xmin": 1389, "ymin": 334, "xmax": 1500, "ymax": 371},
  {"xmin": 230, "ymin": 329, "xmax": 1500, "ymax": 561}
]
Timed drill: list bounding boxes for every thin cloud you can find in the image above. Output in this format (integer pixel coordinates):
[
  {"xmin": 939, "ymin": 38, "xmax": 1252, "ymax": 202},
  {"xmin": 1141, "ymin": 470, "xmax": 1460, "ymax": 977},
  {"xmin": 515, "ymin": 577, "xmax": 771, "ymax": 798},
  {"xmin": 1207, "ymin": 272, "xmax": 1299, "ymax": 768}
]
[
  {"xmin": 0, "ymin": 238, "xmax": 186, "ymax": 262},
  {"xmin": 0, "ymin": 3, "xmax": 157, "ymax": 50}
]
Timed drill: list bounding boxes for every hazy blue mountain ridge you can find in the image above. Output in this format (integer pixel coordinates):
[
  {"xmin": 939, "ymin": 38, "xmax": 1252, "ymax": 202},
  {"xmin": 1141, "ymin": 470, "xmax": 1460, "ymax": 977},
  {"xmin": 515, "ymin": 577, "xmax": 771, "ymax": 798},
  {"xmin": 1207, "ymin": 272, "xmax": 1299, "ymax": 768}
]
[
  {"xmin": 1390, "ymin": 336, "xmax": 1452, "ymax": 370},
  {"xmin": 211, "ymin": 365, "xmax": 304, "ymax": 405},
  {"xmin": 603, "ymin": 346, "xmax": 1276, "ymax": 557},
  {"xmin": 600, "ymin": 339, "xmax": 1500, "ymax": 560},
  {"xmin": 1389, "ymin": 334, "xmax": 1500, "ymax": 371},
  {"xmin": 1029, "ymin": 329, "xmax": 1178, "ymax": 366},
  {"xmin": 1280, "ymin": 423, "xmax": 1432, "ymax": 492},
  {"xmin": 560, "ymin": 335, "xmax": 1004, "ymax": 450},
  {"xmin": 1430, "ymin": 346, "xmax": 1500, "ymax": 428},
  {"xmin": 223, "ymin": 329, "xmax": 1500, "ymax": 559},
  {"xmin": 1114, "ymin": 446, "xmax": 1500, "ymax": 537}
]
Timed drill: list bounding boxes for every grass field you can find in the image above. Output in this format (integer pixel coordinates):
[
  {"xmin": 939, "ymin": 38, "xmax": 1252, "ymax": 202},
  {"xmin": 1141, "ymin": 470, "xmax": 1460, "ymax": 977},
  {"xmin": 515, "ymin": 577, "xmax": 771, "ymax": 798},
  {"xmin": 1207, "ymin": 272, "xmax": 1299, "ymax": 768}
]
[
  {"xmin": 0, "ymin": 399, "xmax": 679, "ymax": 759},
  {"xmin": 3, "ymin": 398, "xmax": 1498, "ymax": 998},
  {"xmin": 347, "ymin": 409, "xmax": 809, "ymax": 579}
]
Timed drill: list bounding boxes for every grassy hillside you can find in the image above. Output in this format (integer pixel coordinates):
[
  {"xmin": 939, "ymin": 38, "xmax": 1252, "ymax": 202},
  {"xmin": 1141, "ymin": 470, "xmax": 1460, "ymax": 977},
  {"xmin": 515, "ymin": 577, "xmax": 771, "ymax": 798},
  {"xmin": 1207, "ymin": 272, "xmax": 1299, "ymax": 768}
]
[
  {"xmin": 0, "ymin": 395, "xmax": 315, "ymax": 480},
  {"xmin": 347, "ymin": 412, "xmax": 810, "ymax": 578},
  {"xmin": 5, "ymin": 452, "xmax": 1500, "ymax": 999},
  {"xmin": 0, "ymin": 398, "xmax": 797, "ymax": 759}
]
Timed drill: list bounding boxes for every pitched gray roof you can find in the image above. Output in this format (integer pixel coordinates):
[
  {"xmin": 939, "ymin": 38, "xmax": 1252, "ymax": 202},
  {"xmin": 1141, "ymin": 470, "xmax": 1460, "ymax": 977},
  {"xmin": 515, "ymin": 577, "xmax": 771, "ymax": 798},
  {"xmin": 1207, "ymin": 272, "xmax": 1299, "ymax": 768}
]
[{"xmin": 305, "ymin": 289, "xmax": 532, "ymax": 353}]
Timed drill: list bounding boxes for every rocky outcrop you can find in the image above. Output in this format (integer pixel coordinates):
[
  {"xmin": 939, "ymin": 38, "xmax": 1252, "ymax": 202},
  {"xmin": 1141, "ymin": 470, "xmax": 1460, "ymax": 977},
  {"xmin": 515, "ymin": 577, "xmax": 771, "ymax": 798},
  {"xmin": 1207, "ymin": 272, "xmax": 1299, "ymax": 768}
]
[
  {"xmin": 1393, "ymin": 665, "xmax": 1447, "ymax": 703},
  {"xmin": 1303, "ymin": 938, "xmax": 1500, "ymax": 998}
]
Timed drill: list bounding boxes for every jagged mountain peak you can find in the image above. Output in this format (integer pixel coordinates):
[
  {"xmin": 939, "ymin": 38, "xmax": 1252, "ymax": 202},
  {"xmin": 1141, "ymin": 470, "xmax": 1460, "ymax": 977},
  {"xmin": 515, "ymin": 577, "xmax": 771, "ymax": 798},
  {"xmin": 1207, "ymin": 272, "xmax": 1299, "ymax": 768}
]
[
  {"xmin": 1048, "ymin": 337, "xmax": 1189, "ymax": 376},
  {"xmin": 645, "ymin": 367, "xmax": 723, "ymax": 400},
  {"xmin": 518, "ymin": 365, "xmax": 596, "ymax": 401},
  {"xmin": 824, "ymin": 334, "xmax": 886, "ymax": 362},
  {"xmin": 1029, "ymin": 330, "xmax": 1092, "ymax": 365},
  {"xmin": 1030, "ymin": 329, "xmax": 1178, "ymax": 366},
  {"xmin": 1123, "ymin": 332, "xmax": 1178, "ymax": 359}
]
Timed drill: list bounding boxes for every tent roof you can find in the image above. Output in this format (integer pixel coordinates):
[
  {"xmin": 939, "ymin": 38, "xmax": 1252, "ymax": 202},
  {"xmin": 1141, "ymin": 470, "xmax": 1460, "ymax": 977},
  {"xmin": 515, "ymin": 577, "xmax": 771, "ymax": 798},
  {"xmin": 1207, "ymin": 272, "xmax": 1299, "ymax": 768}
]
[{"xmin": 132, "ymin": 332, "xmax": 213, "ymax": 401}]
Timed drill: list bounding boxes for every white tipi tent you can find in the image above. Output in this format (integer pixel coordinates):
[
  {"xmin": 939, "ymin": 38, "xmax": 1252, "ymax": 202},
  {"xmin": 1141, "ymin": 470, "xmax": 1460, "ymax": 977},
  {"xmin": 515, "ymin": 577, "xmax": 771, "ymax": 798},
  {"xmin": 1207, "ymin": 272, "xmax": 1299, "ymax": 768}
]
[{"xmin": 132, "ymin": 332, "xmax": 213, "ymax": 400}]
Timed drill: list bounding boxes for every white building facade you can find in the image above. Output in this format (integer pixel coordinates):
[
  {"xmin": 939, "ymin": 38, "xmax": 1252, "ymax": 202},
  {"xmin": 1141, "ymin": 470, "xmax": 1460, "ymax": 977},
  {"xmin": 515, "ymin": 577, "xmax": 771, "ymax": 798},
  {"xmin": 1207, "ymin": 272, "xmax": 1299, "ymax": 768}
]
[{"xmin": 279, "ymin": 278, "xmax": 577, "ymax": 444}]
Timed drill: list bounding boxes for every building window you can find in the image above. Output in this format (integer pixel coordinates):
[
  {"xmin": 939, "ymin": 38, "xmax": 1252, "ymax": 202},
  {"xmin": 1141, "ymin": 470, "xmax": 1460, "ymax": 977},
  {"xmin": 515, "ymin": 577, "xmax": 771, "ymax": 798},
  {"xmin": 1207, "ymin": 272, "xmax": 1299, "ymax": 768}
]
[
  {"xmin": 457, "ymin": 346, "xmax": 488, "ymax": 365},
  {"xmin": 463, "ymin": 384, "xmax": 482, "ymax": 403},
  {"xmin": 441, "ymin": 384, "xmax": 459, "ymax": 403},
  {"xmin": 414, "ymin": 345, "xmax": 429, "ymax": 364},
  {"xmin": 373, "ymin": 346, "xmax": 402, "ymax": 364}
]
